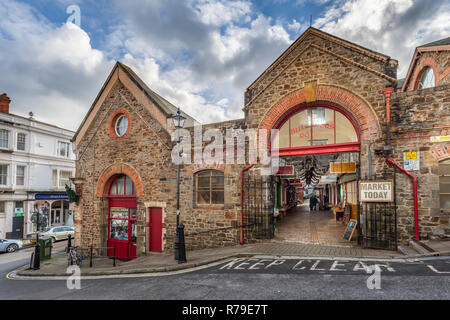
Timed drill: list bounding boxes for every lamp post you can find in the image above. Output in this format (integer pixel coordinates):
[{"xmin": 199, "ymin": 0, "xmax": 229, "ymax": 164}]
[{"xmin": 171, "ymin": 108, "xmax": 187, "ymax": 263}]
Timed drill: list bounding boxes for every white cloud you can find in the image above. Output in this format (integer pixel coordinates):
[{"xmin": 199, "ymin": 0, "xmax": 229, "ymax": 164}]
[
  {"xmin": 0, "ymin": 0, "xmax": 112, "ymax": 131},
  {"xmin": 314, "ymin": 0, "xmax": 450, "ymax": 77}
]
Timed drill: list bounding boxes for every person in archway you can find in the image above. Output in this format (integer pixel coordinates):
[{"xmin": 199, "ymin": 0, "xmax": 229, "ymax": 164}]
[{"xmin": 310, "ymin": 194, "xmax": 318, "ymax": 212}]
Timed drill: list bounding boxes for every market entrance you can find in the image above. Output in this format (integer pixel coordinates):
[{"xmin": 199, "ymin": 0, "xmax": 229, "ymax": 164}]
[
  {"xmin": 270, "ymin": 105, "xmax": 361, "ymax": 245},
  {"xmin": 107, "ymin": 174, "xmax": 137, "ymax": 260},
  {"xmin": 273, "ymin": 152, "xmax": 360, "ymax": 245}
]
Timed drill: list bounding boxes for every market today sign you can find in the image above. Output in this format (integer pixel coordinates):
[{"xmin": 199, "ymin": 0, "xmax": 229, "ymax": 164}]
[{"xmin": 359, "ymin": 181, "xmax": 394, "ymax": 203}]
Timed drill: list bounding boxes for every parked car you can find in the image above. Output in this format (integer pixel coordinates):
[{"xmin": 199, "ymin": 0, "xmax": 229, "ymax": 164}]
[
  {"xmin": 0, "ymin": 239, "xmax": 23, "ymax": 253},
  {"xmin": 39, "ymin": 226, "xmax": 74, "ymax": 243}
]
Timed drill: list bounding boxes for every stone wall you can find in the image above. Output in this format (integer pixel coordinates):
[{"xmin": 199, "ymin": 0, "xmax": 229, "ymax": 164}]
[
  {"xmin": 390, "ymin": 83, "xmax": 450, "ymax": 242},
  {"xmin": 405, "ymin": 51, "xmax": 450, "ymax": 91}
]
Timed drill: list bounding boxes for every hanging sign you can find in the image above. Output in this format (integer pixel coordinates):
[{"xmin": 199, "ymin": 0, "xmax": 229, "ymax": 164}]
[
  {"xmin": 330, "ymin": 162, "xmax": 356, "ymax": 173},
  {"xmin": 276, "ymin": 165, "xmax": 294, "ymax": 176},
  {"xmin": 359, "ymin": 180, "xmax": 394, "ymax": 202},
  {"xmin": 403, "ymin": 151, "xmax": 420, "ymax": 171}
]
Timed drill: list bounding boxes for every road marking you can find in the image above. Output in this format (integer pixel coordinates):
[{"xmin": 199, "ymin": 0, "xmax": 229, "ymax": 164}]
[{"xmin": 427, "ymin": 265, "xmax": 450, "ymax": 274}]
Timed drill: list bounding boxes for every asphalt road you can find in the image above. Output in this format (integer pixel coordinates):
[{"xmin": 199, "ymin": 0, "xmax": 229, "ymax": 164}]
[{"xmin": 1, "ymin": 249, "xmax": 449, "ymax": 300}]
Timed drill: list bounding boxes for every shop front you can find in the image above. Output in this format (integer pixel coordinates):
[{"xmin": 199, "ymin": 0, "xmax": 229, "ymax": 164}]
[{"xmin": 106, "ymin": 174, "xmax": 137, "ymax": 260}]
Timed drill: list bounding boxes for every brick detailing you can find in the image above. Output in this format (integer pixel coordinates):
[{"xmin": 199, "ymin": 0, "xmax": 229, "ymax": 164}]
[
  {"xmin": 96, "ymin": 163, "xmax": 144, "ymax": 197},
  {"xmin": 108, "ymin": 108, "xmax": 132, "ymax": 141},
  {"xmin": 259, "ymin": 85, "xmax": 380, "ymax": 140}
]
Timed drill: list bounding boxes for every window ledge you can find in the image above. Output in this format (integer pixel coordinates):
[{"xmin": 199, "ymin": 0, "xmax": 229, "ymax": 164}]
[{"xmin": 194, "ymin": 204, "xmax": 225, "ymax": 210}]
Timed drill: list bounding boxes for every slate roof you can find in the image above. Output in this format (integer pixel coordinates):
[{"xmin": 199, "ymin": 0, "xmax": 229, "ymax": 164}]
[{"xmin": 418, "ymin": 37, "xmax": 450, "ymax": 48}]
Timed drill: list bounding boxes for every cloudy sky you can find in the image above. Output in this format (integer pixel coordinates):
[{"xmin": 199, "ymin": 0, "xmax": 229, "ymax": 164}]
[{"xmin": 0, "ymin": 0, "xmax": 449, "ymax": 131}]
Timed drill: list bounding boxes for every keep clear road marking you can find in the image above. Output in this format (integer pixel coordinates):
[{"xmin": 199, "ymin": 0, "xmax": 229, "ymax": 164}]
[
  {"xmin": 427, "ymin": 265, "xmax": 450, "ymax": 274},
  {"xmin": 219, "ymin": 258, "xmax": 396, "ymax": 273}
]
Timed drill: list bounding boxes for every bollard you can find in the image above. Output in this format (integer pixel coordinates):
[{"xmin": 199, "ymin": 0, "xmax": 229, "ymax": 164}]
[
  {"xmin": 33, "ymin": 243, "xmax": 40, "ymax": 270},
  {"xmin": 67, "ymin": 234, "xmax": 72, "ymax": 253},
  {"xmin": 176, "ymin": 223, "xmax": 186, "ymax": 264},
  {"xmin": 90, "ymin": 245, "xmax": 93, "ymax": 268}
]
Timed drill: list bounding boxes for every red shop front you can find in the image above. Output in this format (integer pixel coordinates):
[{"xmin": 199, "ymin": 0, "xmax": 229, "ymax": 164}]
[{"xmin": 107, "ymin": 175, "xmax": 137, "ymax": 260}]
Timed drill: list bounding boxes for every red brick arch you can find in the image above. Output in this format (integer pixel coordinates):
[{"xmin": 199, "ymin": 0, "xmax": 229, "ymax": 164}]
[
  {"xmin": 259, "ymin": 85, "xmax": 380, "ymax": 140},
  {"xmin": 411, "ymin": 57, "xmax": 439, "ymax": 90},
  {"xmin": 96, "ymin": 163, "xmax": 144, "ymax": 197}
]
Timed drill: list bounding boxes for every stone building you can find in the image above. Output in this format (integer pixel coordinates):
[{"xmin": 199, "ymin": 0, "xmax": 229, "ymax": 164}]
[{"xmin": 72, "ymin": 28, "xmax": 449, "ymax": 259}]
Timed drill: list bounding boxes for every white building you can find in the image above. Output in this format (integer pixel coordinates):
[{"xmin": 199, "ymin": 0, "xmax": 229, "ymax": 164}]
[{"xmin": 0, "ymin": 93, "xmax": 75, "ymax": 240}]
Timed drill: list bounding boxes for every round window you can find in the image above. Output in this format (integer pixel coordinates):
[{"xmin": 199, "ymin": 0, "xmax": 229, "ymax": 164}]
[{"xmin": 115, "ymin": 115, "xmax": 129, "ymax": 137}]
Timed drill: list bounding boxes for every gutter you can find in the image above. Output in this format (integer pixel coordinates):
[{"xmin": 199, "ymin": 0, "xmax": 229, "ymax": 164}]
[
  {"xmin": 386, "ymin": 158, "xmax": 419, "ymax": 241},
  {"xmin": 240, "ymin": 164, "xmax": 254, "ymax": 245}
]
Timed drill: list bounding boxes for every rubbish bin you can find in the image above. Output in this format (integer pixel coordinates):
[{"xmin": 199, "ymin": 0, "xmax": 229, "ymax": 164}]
[{"xmin": 39, "ymin": 237, "xmax": 53, "ymax": 260}]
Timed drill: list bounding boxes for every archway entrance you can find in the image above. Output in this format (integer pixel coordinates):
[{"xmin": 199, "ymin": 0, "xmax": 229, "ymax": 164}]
[
  {"xmin": 271, "ymin": 105, "xmax": 361, "ymax": 245},
  {"xmin": 107, "ymin": 174, "xmax": 137, "ymax": 260}
]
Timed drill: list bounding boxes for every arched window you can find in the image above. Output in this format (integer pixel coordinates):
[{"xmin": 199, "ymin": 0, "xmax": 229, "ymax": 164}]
[
  {"xmin": 273, "ymin": 106, "xmax": 359, "ymax": 152},
  {"xmin": 418, "ymin": 67, "xmax": 436, "ymax": 90},
  {"xmin": 195, "ymin": 170, "xmax": 224, "ymax": 205},
  {"xmin": 109, "ymin": 174, "xmax": 136, "ymax": 196},
  {"xmin": 439, "ymin": 160, "xmax": 450, "ymax": 210}
]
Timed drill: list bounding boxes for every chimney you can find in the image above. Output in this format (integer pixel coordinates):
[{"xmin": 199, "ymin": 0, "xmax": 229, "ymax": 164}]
[{"xmin": 0, "ymin": 94, "xmax": 11, "ymax": 113}]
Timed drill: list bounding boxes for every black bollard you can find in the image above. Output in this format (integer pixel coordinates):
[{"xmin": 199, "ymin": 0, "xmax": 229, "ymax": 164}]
[
  {"xmin": 67, "ymin": 234, "xmax": 72, "ymax": 253},
  {"xmin": 33, "ymin": 243, "xmax": 40, "ymax": 270},
  {"xmin": 177, "ymin": 223, "xmax": 186, "ymax": 264}
]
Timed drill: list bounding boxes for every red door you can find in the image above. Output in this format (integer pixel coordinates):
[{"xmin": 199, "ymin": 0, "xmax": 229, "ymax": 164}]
[{"xmin": 149, "ymin": 208, "xmax": 162, "ymax": 252}]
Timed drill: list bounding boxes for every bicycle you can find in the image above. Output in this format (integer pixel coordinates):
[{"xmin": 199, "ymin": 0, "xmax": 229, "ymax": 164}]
[{"xmin": 67, "ymin": 246, "xmax": 83, "ymax": 267}]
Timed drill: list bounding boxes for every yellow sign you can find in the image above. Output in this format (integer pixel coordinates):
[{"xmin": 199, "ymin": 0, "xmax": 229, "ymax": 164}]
[
  {"xmin": 430, "ymin": 135, "xmax": 450, "ymax": 143},
  {"xmin": 405, "ymin": 152, "xmax": 417, "ymax": 160},
  {"xmin": 330, "ymin": 162, "xmax": 356, "ymax": 173}
]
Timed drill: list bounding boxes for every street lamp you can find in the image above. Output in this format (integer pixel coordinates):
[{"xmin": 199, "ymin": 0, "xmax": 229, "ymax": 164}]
[{"xmin": 171, "ymin": 108, "xmax": 187, "ymax": 264}]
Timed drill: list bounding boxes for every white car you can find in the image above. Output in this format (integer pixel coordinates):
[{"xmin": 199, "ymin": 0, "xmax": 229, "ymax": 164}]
[
  {"xmin": 39, "ymin": 226, "xmax": 74, "ymax": 243},
  {"xmin": 0, "ymin": 239, "xmax": 24, "ymax": 253}
]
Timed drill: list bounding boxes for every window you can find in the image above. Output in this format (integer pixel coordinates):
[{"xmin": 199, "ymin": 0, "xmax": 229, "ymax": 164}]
[
  {"xmin": 0, "ymin": 129, "xmax": 9, "ymax": 149},
  {"xmin": 58, "ymin": 141, "xmax": 70, "ymax": 158},
  {"xmin": 418, "ymin": 67, "xmax": 435, "ymax": 90},
  {"xmin": 273, "ymin": 107, "xmax": 358, "ymax": 149},
  {"xmin": 0, "ymin": 165, "xmax": 7, "ymax": 185},
  {"xmin": 16, "ymin": 166, "xmax": 25, "ymax": 186},
  {"xmin": 0, "ymin": 202, "xmax": 5, "ymax": 213},
  {"xmin": 439, "ymin": 160, "xmax": 450, "ymax": 209},
  {"xmin": 52, "ymin": 170, "xmax": 58, "ymax": 187},
  {"xmin": 59, "ymin": 171, "xmax": 72, "ymax": 188},
  {"xmin": 195, "ymin": 170, "xmax": 224, "ymax": 205},
  {"xmin": 17, "ymin": 133, "xmax": 26, "ymax": 151},
  {"xmin": 109, "ymin": 175, "xmax": 136, "ymax": 196},
  {"xmin": 115, "ymin": 115, "xmax": 129, "ymax": 137}
]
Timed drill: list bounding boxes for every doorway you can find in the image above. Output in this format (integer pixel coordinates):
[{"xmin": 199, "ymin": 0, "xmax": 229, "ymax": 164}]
[{"xmin": 107, "ymin": 174, "xmax": 137, "ymax": 260}]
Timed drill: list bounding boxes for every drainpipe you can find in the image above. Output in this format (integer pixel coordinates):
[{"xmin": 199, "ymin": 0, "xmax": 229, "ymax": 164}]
[
  {"xmin": 386, "ymin": 158, "xmax": 419, "ymax": 241},
  {"xmin": 240, "ymin": 164, "xmax": 254, "ymax": 245}
]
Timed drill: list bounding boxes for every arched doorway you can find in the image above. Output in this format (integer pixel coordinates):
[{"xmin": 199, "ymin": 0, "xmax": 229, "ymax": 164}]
[
  {"xmin": 107, "ymin": 174, "xmax": 137, "ymax": 260},
  {"xmin": 270, "ymin": 105, "xmax": 361, "ymax": 245}
]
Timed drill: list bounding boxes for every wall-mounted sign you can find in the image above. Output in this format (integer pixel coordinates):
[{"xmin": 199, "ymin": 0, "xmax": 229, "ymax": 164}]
[
  {"xmin": 276, "ymin": 165, "xmax": 294, "ymax": 176},
  {"xmin": 404, "ymin": 151, "xmax": 420, "ymax": 171},
  {"xmin": 289, "ymin": 179, "xmax": 302, "ymax": 185},
  {"xmin": 35, "ymin": 193, "xmax": 68, "ymax": 200},
  {"xmin": 319, "ymin": 175, "xmax": 337, "ymax": 184},
  {"xmin": 359, "ymin": 180, "xmax": 393, "ymax": 202},
  {"xmin": 330, "ymin": 162, "xmax": 356, "ymax": 173},
  {"xmin": 430, "ymin": 135, "xmax": 450, "ymax": 143},
  {"xmin": 14, "ymin": 207, "xmax": 24, "ymax": 217},
  {"xmin": 431, "ymin": 145, "xmax": 450, "ymax": 162}
]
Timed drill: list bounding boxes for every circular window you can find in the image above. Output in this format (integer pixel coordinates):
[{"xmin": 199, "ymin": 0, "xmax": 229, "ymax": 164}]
[{"xmin": 115, "ymin": 115, "xmax": 129, "ymax": 137}]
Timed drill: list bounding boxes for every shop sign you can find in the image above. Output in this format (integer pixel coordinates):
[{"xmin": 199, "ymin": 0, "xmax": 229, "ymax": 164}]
[
  {"xmin": 110, "ymin": 207, "xmax": 129, "ymax": 219},
  {"xmin": 330, "ymin": 162, "xmax": 356, "ymax": 173},
  {"xmin": 430, "ymin": 145, "xmax": 450, "ymax": 162},
  {"xmin": 276, "ymin": 165, "xmax": 294, "ymax": 176},
  {"xmin": 359, "ymin": 180, "xmax": 393, "ymax": 202},
  {"xmin": 430, "ymin": 135, "xmax": 450, "ymax": 143},
  {"xmin": 35, "ymin": 193, "xmax": 68, "ymax": 200},
  {"xmin": 403, "ymin": 151, "xmax": 420, "ymax": 171},
  {"xmin": 289, "ymin": 179, "xmax": 302, "ymax": 185}
]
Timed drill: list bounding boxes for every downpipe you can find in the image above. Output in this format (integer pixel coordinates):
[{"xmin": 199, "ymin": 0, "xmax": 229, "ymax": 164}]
[{"xmin": 386, "ymin": 158, "xmax": 419, "ymax": 241}]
